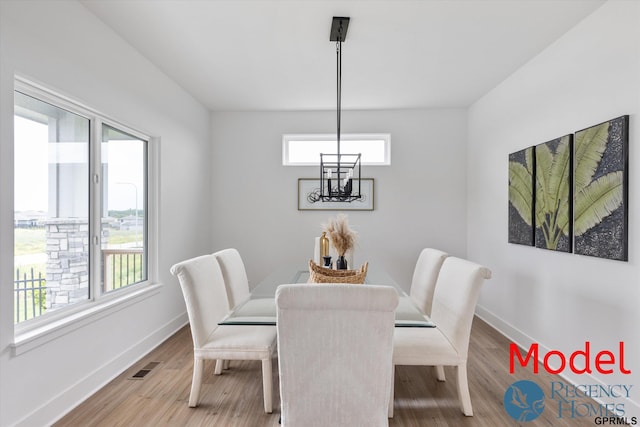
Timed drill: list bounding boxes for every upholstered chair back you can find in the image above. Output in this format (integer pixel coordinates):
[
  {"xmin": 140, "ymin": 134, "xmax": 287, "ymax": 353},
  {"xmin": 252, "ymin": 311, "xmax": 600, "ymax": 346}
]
[
  {"xmin": 430, "ymin": 257, "xmax": 492, "ymax": 359},
  {"xmin": 276, "ymin": 284, "xmax": 399, "ymax": 427},
  {"xmin": 170, "ymin": 254, "xmax": 229, "ymax": 348},
  {"xmin": 213, "ymin": 248, "xmax": 251, "ymax": 309},
  {"xmin": 409, "ymin": 248, "xmax": 448, "ymax": 316}
]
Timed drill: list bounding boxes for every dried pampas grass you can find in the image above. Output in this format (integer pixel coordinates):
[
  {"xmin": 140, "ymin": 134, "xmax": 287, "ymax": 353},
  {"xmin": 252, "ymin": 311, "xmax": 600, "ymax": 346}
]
[{"xmin": 324, "ymin": 214, "xmax": 358, "ymax": 256}]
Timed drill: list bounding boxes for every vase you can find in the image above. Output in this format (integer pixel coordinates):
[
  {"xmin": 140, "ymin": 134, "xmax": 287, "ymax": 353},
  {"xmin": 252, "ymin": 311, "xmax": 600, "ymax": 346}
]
[
  {"xmin": 336, "ymin": 255, "xmax": 348, "ymax": 270},
  {"xmin": 320, "ymin": 232, "xmax": 330, "ymax": 259},
  {"xmin": 323, "ymin": 255, "xmax": 332, "ymax": 268}
]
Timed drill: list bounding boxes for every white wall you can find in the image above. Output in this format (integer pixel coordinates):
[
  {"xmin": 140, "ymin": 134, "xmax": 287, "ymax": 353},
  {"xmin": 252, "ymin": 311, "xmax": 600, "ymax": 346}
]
[
  {"xmin": 468, "ymin": 0, "xmax": 640, "ymax": 416},
  {"xmin": 0, "ymin": 1, "xmax": 212, "ymax": 425},
  {"xmin": 211, "ymin": 109, "xmax": 468, "ymax": 290}
]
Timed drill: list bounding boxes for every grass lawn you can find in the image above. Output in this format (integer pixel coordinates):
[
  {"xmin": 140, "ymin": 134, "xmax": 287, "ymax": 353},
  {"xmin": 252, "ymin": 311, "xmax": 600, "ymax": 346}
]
[
  {"xmin": 106, "ymin": 229, "xmax": 143, "ymax": 246},
  {"xmin": 14, "ymin": 228, "xmax": 46, "ymax": 255},
  {"xmin": 14, "ymin": 227, "xmax": 141, "ymax": 255}
]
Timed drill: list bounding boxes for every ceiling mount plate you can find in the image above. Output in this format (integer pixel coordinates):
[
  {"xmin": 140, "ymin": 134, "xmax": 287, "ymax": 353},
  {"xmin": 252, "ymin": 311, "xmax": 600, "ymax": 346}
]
[{"xmin": 330, "ymin": 17, "xmax": 350, "ymax": 42}]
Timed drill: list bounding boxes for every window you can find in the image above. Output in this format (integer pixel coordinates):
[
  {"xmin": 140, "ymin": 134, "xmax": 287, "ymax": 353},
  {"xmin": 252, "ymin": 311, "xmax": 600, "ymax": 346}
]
[
  {"xmin": 13, "ymin": 80, "xmax": 153, "ymax": 326},
  {"xmin": 101, "ymin": 125, "xmax": 148, "ymax": 293},
  {"xmin": 282, "ymin": 133, "xmax": 390, "ymax": 166}
]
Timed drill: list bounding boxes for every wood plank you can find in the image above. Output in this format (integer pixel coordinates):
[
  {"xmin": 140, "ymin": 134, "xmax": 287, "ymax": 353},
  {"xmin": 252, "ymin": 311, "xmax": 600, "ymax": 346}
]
[{"xmin": 54, "ymin": 317, "xmax": 602, "ymax": 426}]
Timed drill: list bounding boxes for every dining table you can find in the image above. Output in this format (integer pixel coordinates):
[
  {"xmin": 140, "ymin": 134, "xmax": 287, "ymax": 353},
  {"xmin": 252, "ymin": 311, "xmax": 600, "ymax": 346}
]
[{"xmin": 219, "ymin": 265, "xmax": 435, "ymax": 328}]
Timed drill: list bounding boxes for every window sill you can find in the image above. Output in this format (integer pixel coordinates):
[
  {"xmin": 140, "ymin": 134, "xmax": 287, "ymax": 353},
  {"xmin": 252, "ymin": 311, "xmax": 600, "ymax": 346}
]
[{"xmin": 12, "ymin": 283, "xmax": 162, "ymax": 356}]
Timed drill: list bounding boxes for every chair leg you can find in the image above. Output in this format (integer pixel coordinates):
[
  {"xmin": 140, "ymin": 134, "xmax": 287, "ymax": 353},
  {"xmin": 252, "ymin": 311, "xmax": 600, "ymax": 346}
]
[
  {"xmin": 261, "ymin": 357, "xmax": 273, "ymax": 413},
  {"xmin": 456, "ymin": 364, "xmax": 473, "ymax": 416},
  {"xmin": 223, "ymin": 359, "xmax": 230, "ymax": 370},
  {"xmin": 189, "ymin": 357, "xmax": 204, "ymax": 407},
  {"xmin": 214, "ymin": 359, "xmax": 224, "ymax": 375},
  {"xmin": 435, "ymin": 365, "xmax": 446, "ymax": 381},
  {"xmin": 388, "ymin": 365, "xmax": 395, "ymax": 418}
]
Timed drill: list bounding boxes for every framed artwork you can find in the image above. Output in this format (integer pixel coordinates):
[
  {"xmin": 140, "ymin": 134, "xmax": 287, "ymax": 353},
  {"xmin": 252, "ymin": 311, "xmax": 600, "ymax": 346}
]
[
  {"xmin": 534, "ymin": 135, "xmax": 573, "ymax": 252},
  {"xmin": 298, "ymin": 178, "xmax": 374, "ymax": 211},
  {"xmin": 573, "ymin": 115, "xmax": 629, "ymax": 261},
  {"xmin": 508, "ymin": 147, "xmax": 535, "ymax": 246}
]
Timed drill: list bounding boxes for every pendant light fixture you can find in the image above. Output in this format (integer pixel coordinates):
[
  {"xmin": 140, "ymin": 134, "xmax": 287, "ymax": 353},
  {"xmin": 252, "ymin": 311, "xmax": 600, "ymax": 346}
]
[{"xmin": 320, "ymin": 16, "xmax": 362, "ymax": 202}]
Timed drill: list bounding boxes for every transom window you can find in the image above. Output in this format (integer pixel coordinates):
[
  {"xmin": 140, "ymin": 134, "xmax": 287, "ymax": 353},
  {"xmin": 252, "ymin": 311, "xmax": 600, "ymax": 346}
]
[{"xmin": 282, "ymin": 133, "xmax": 390, "ymax": 166}]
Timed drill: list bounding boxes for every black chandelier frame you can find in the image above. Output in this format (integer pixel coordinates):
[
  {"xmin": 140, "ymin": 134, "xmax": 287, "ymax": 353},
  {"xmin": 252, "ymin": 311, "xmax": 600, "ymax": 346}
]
[{"xmin": 319, "ymin": 16, "xmax": 362, "ymax": 203}]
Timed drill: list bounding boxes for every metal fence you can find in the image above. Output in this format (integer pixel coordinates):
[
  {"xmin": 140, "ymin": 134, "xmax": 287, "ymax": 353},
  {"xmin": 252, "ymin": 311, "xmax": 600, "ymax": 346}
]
[
  {"xmin": 102, "ymin": 248, "xmax": 145, "ymax": 292},
  {"xmin": 13, "ymin": 248, "xmax": 144, "ymax": 322},
  {"xmin": 14, "ymin": 267, "xmax": 47, "ymax": 323}
]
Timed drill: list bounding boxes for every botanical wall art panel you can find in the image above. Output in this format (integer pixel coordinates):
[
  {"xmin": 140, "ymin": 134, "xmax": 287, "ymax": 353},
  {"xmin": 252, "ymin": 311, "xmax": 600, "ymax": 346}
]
[
  {"xmin": 508, "ymin": 147, "xmax": 535, "ymax": 246},
  {"xmin": 535, "ymin": 135, "xmax": 573, "ymax": 252},
  {"xmin": 573, "ymin": 115, "xmax": 629, "ymax": 261}
]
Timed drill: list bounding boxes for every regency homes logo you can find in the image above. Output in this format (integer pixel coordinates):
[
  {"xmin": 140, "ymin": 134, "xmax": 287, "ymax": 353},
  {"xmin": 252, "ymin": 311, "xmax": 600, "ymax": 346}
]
[
  {"xmin": 504, "ymin": 341, "xmax": 637, "ymax": 425},
  {"xmin": 504, "ymin": 380, "xmax": 545, "ymax": 421}
]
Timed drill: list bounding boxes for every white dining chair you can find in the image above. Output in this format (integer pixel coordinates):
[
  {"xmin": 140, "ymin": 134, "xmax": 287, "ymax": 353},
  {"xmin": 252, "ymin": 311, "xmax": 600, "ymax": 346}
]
[
  {"xmin": 213, "ymin": 248, "xmax": 251, "ymax": 309},
  {"xmin": 409, "ymin": 248, "xmax": 448, "ymax": 316},
  {"xmin": 170, "ymin": 254, "xmax": 276, "ymax": 413},
  {"xmin": 276, "ymin": 283, "xmax": 399, "ymax": 427},
  {"xmin": 213, "ymin": 248, "xmax": 277, "ymax": 373},
  {"xmin": 391, "ymin": 257, "xmax": 491, "ymax": 417}
]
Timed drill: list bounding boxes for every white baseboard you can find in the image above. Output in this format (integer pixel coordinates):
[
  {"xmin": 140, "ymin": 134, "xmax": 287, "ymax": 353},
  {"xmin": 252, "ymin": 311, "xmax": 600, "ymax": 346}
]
[
  {"xmin": 475, "ymin": 305, "xmax": 640, "ymax": 419},
  {"xmin": 14, "ymin": 312, "xmax": 189, "ymax": 427},
  {"xmin": 475, "ymin": 304, "xmax": 541, "ymax": 353}
]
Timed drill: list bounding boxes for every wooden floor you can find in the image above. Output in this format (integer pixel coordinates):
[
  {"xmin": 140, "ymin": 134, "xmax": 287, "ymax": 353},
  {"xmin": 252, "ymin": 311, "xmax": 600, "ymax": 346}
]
[{"xmin": 55, "ymin": 317, "xmax": 598, "ymax": 426}]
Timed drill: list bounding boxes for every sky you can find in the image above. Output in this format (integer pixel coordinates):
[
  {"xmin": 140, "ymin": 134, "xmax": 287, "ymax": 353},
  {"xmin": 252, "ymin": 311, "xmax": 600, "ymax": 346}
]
[
  {"xmin": 14, "ymin": 116, "xmax": 48, "ymax": 211},
  {"xmin": 14, "ymin": 116, "xmax": 144, "ymax": 213}
]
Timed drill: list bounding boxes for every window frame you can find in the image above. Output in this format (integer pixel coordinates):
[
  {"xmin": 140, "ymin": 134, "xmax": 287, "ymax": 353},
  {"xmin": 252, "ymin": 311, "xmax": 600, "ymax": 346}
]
[
  {"xmin": 12, "ymin": 77, "xmax": 159, "ymax": 346},
  {"xmin": 282, "ymin": 133, "xmax": 391, "ymax": 166},
  {"xmin": 95, "ymin": 121, "xmax": 150, "ymax": 296}
]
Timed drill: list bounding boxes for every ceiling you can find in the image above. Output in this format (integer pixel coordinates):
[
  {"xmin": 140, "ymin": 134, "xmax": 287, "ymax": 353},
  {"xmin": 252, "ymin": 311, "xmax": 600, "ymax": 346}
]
[{"xmin": 80, "ymin": 0, "xmax": 606, "ymax": 112}]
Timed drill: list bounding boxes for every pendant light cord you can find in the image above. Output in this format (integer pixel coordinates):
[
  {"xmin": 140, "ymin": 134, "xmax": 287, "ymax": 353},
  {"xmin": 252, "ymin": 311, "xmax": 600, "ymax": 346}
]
[
  {"xmin": 336, "ymin": 39, "xmax": 341, "ymax": 158},
  {"xmin": 336, "ymin": 35, "xmax": 342, "ymax": 192}
]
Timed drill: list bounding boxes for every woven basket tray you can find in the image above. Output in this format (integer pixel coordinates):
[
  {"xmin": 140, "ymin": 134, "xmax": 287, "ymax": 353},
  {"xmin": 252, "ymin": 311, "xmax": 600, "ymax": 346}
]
[{"xmin": 308, "ymin": 259, "xmax": 368, "ymax": 284}]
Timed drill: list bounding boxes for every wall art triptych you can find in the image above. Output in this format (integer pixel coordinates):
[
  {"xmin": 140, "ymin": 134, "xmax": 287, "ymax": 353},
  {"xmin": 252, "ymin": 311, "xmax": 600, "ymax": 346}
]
[{"xmin": 508, "ymin": 115, "xmax": 629, "ymax": 261}]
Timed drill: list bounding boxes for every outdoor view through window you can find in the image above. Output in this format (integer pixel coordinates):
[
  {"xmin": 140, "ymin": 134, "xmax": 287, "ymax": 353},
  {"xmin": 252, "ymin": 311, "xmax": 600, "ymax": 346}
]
[{"xmin": 14, "ymin": 90, "xmax": 147, "ymax": 324}]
